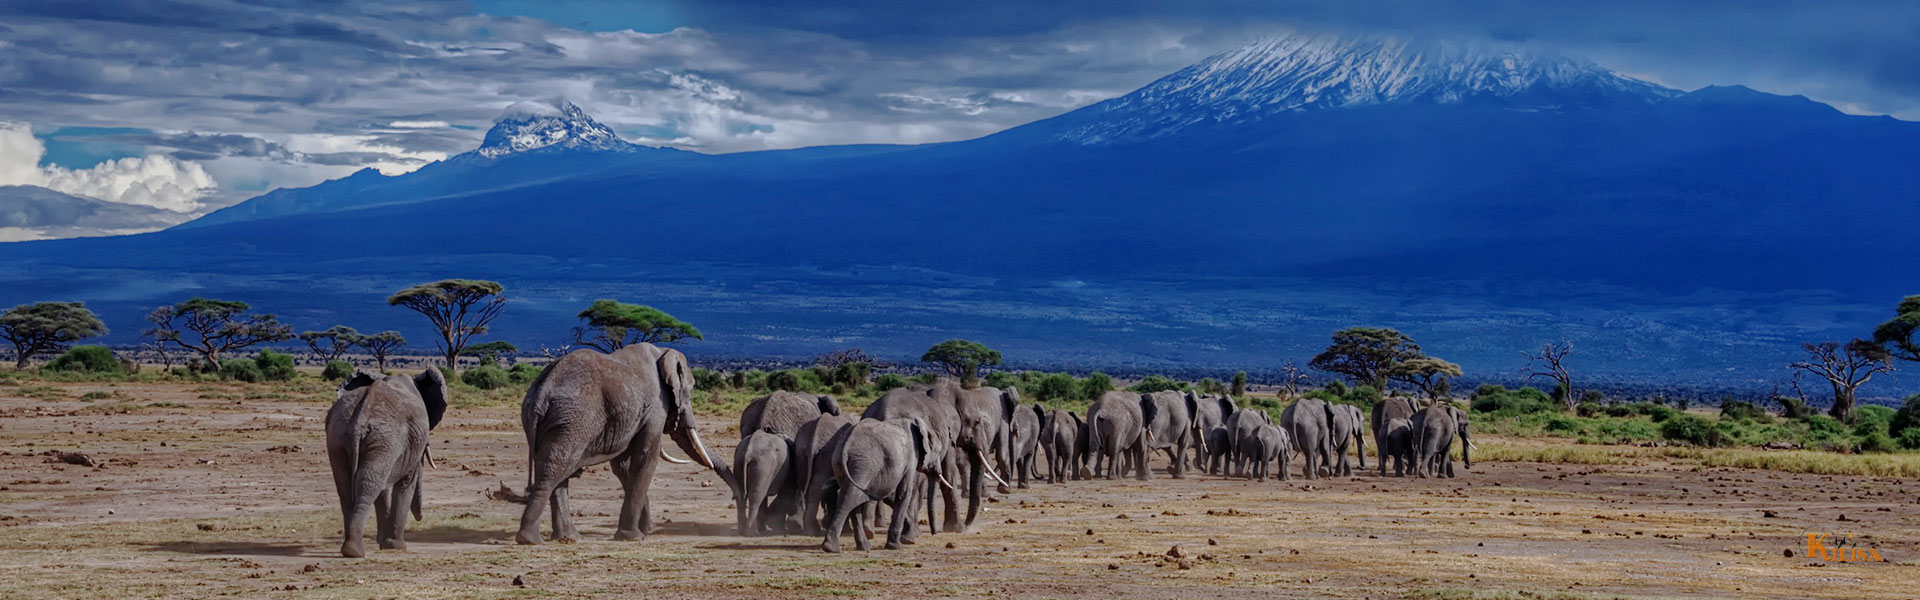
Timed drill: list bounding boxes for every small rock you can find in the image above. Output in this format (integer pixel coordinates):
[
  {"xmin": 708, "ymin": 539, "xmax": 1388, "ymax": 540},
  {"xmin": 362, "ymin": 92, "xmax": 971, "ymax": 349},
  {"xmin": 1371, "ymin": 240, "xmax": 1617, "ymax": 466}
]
[
  {"xmin": 1106, "ymin": 564, "xmax": 1119, "ymax": 570},
  {"xmin": 1207, "ymin": 538, "xmax": 1218, "ymax": 546},
  {"xmin": 945, "ymin": 542, "xmax": 955, "ymax": 549},
  {"xmin": 196, "ymin": 523, "xmax": 215, "ymax": 531},
  {"xmin": 1783, "ymin": 549, "xmax": 1794, "ymax": 558},
  {"xmin": 300, "ymin": 564, "xmax": 321, "ymax": 574},
  {"xmin": 1761, "ymin": 510, "xmax": 1779, "ymax": 518},
  {"xmin": 512, "ymin": 575, "xmax": 525, "ymax": 587},
  {"xmin": 1837, "ymin": 514, "xmax": 1851, "ymax": 522},
  {"xmin": 1166, "ymin": 545, "xmax": 1184, "ymax": 558},
  {"xmin": 1086, "ymin": 529, "xmax": 1095, "ymax": 535}
]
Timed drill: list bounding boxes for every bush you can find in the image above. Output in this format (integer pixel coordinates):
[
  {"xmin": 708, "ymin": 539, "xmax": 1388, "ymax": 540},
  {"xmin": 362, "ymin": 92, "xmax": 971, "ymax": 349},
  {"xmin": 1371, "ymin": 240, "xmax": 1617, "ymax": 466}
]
[
  {"xmin": 1325, "ymin": 381, "xmax": 1348, "ymax": 397},
  {"xmin": 1803, "ymin": 415, "xmax": 1846, "ymax": 437},
  {"xmin": 461, "ymin": 365, "xmax": 511, "ymax": 390},
  {"xmin": 508, "ymin": 363, "xmax": 543, "ymax": 385},
  {"xmin": 693, "ymin": 368, "xmax": 724, "ymax": 390},
  {"xmin": 221, "ymin": 360, "xmax": 264, "ymax": 383},
  {"xmin": 1856, "ymin": 431, "xmax": 1896, "ymax": 453},
  {"xmin": 254, "ymin": 350, "xmax": 297, "ymax": 381},
  {"xmin": 1473, "ymin": 383, "xmax": 1507, "ymax": 398},
  {"xmin": 1130, "ymin": 375, "xmax": 1182, "ymax": 393},
  {"xmin": 1896, "ymin": 428, "xmax": 1920, "ymax": 450},
  {"xmin": 1853, "ymin": 405, "xmax": 1894, "ymax": 437},
  {"xmin": 1720, "ymin": 399, "xmax": 1772, "ymax": 423},
  {"xmin": 984, "ymin": 371, "xmax": 1019, "ymax": 390},
  {"xmin": 1030, "ymin": 372, "xmax": 1079, "ymax": 404},
  {"xmin": 1473, "ymin": 386, "xmax": 1556, "ymax": 417},
  {"xmin": 1080, "ymin": 372, "xmax": 1113, "ymax": 399},
  {"xmin": 1342, "ymin": 385, "xmax": 1382, "ymax": 410},
  {"xmin": 1661, "ymin": 414, "xmax": 1728, "ymax": 447},
  {"xmin": 1604, "ymin": 404, "xmax": 1636, "ymax": 418},
  {"xmin": 1544, "ymin": 415, "xmax": 1582, "ymax": 433},
  {"xmin": 767, "ymin": 369, "xmax": 824, "ymax": 393},
  {"xmin": 321, "ymin": 360, "xmax": 355, "ymax": 380},
  {"xmin": 1643, "ymin": 404, "xmax": 1677, "ymax": 423},
  {"xmin": 1575, "ymin": 401, "xmax": 1603, "ymax": 418},
  {"xmin": 874, "ymin": 373, "xmax": 911, "ymax": 391},
  {"xmin": 44, "ymin": 345, "xmax": 123, "ymax": 374},
  {"xmin": 1889, "ymin": 395, "xmax": 1920, "ymax": 437}
]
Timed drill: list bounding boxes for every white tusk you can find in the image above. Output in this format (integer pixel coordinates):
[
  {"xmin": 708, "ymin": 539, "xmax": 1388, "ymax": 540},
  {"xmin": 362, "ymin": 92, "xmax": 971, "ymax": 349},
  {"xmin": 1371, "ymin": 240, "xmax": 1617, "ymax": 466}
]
[
  {"xmin": 973, "ymin": 448, "xmax": 1010, "ymax": 488},
  {"xmin": 423, "ymin": 447, "xmax": 437, "ymax": 470},
  {"xmin": 688, "ymin": 426, "xmax": 718, "ymax": 469},
  {"xmin": 1467, "ymin": 440, "xmax": 1479, "ymax": 450},
  {"xmin": 659, "ymin": 449, "xmax": 693, "ymax": 464},
  {"xmin": 935, "ymin": 471, "xmax": 957, "ymax": 491}
]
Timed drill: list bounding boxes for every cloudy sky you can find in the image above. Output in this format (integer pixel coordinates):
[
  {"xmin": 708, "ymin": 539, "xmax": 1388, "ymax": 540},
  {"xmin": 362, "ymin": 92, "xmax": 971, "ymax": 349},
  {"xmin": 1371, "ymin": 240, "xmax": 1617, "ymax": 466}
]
[{"xmin": 1, "ymin": 0, "xmax": 1916, "ymax": 239}]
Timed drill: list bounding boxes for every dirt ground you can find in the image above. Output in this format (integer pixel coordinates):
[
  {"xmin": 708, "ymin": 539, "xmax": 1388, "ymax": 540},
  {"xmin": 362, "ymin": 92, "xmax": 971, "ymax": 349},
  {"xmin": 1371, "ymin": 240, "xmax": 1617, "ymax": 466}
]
[{"xmin": 1, "ymin": 380, "xmax": 1914, "ymax": 599}]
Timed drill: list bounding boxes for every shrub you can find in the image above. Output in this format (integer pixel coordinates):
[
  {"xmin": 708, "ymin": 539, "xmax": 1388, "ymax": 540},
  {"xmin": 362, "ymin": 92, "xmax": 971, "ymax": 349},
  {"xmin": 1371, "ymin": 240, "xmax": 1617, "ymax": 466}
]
[
  {"xmin": 1856, "ymin": 431, "xmax": 1896, "ymax": 453},
  {"xmin": 874, "ymin": 373, "xmax": 911, "ymax": 391},
  {"xmin": 1079, "ymin": 372, "xmax": 1113, "ymax": 399},
  {"xmin": 45, "ymin": 345, "xmax": 123, "ymax": 374},
  {"xmin": 1605, "ymin": 404, "xmax": 1636, "ymax": 418},
  {"xmin": 254, "ymin": 350, "xmax": 297, "ymax": 381},
  {"xmin": 321, "ymin": 360, "xmax": 355, "ymax": 380},
  {"xmin": 1575, "ymin": 402, "xmax": 1603, "ymax": 418},
  {"xmin": 984, "ymin": 371, "xmax": 1019, "ymax": 390},
  {"xmin": 1889, "ymin": 394, "xmax": 1920, "ymax": 437},
  {"xmin": 1473, "ymin": 383, "xmax": 1507, "ymax": 398},
  {"xmin": 1803, "ymin": 415, "xmax": 1846, "ymax": 437},
  {"xmin": 1853, "ymin": 405, "xmax": 1894, "ymax": 437},
  {"xmin": 1342, "ymin": 385, "xmax": 1382, "ymax": 410},
  {"xmin": 1720, "ymin": 399, "xmax": 1772, "ymax": 423},
  {"xmin": 508, "ymin": 363, "xmax": 543, "ymax": 385},
  {"xmin": 1325, "ymin": 381, "xmax": 1348, "ymax": 397},
  {"xmin": 1644, "ymin": 404, "xmax": 1677, "ymax": 423},
  {"xmin": 1661, "ymin": 414, "xmax": 1727, "ymax": 447},
  {"xmin": 767, "ymin": 369, "xmax": 812, "ymax": 392},
  {"xmin": 1896, "ymin": 428, "xmax": 1920, "ymax": 451},
  {"xmin": 1130, "ymin": 375, "xmax": 1182, "ymax": 393},
  {"xmin": 461, "ymin": 365, "xmax": 511, "ymax": 390},
  {"xmin": 1471, "ymin": 386, "xmax": 1556, "ymax": 417},
  {"xmin": 221, "ymin": 360, "xmax": 264, "ymax": 383},
  {"xmin": 1544, "ymin": 415, "xmax": 1582, "ymax": 433},
  {"xmin": 1030, "ymin": 372, "xmax": 1079, "ymax": 404},
  {"xmin": 693, "ymin": 368, "xmax": 724, "ymax": 390},
  {"xmin": 729, "ymin": 371, "xmax": 748, "ymax": 389}
]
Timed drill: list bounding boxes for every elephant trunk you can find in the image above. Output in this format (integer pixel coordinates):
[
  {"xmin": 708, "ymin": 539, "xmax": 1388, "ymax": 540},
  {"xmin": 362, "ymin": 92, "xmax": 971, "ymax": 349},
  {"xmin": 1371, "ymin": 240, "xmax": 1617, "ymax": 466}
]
[
  {"xmin": 672, "ymin": 424, "xmax": 735, "ymax": 492},
  {"xmin": 1460, "ymin": 429, "xmax": 1471, "ymax": 469}
]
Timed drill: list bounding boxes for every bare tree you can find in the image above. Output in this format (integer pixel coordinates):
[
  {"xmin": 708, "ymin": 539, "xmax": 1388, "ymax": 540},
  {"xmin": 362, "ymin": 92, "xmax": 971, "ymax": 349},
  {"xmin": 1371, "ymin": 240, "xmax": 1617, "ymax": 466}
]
[
  {"xmin": 1277, "ymin": 361, "xmax": 1312, "ymax": 398},
  {"xmin": 1524, "ymin": 341, "xmax": 1576, "ymax": 411},
  {"xmin": 1790, "ymin": 339, "xmax": 1894, "ymax": 422}
]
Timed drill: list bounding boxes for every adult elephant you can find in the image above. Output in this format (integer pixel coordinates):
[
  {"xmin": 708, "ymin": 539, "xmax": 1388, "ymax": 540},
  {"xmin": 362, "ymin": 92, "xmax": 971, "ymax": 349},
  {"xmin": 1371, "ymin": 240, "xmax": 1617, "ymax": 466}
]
[
  {"xmin": 795, "ymin": 413, "xmax": 859, "ymax": 535},
  {"xmin": 1186, "ymin": 393, "xmax": 1235, "ymax": 474},
  {"xmin": 861, "ymin": 380, "xmax": 1011, "ymax": 536},
  {"xmin": 1327, "ymin": 403, "xmax": 1366, "ymax": 476},
  {"xmin": 1141, "ymin": 391, "xmax": 1193, "ymax": 478},
  {"xmin": 1084, "ymin": 391, "xmax": 1156, "ymax": 480},
  {"xmin": 326, "ymin": 369, "xmax": 447, "ymax": 558},
  {"xmin": 1006, "ymin": 403, "xmax": 1042, "ymax": 488},
  {"xmin": 1281, "ymin": 397, "xmax": 1333, "ymax": 480},
  {"xmin": 1379, "ymin": 417, "xmax": 1416, "ymax": 476},
  {"xmin": 1221, "ymin": 406, "xmax": 1267, "ymax": 477},
  {"xmin": 515, "ymin": 344, "xmax": 728, "ymax": 545},
  {"xmin": 1371, "ymin": 396, "xmax": 1420, "ymax": 477},
  {"xmin": 741, "ymin": 391, "xmax": 841, "ymax": 438},
  {"xmin": 1412, "ymin": 401, "xmax": 1472, "ymax": 478}
]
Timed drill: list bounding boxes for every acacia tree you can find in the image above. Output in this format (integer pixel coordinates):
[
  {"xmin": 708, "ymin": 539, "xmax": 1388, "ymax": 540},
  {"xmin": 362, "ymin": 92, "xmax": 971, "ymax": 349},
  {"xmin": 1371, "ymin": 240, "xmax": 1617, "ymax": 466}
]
[
  {"xmin": 461, "ymin": 340, "xmax": 518, "ymax": 367},
  {"xmin": 571, "ymin": 299, "xmax": 701, "ymax": 351},
  {"xmin": 300, "ymin": 325, "xmax": 363, "ymax": 364},
  {"xmin": 1524, "ymin": 340, "xmax": 1577, "ymax": 411},
  {"xmin": 921, "ymin": 339, "xmax": 1001, "ymax": 388},
  {"xmin": 1874, "ymin": 295, "xmax": 1920, "ymax": 364},
  {"xmin": 1790, "ymin": 339, "xmax": 1894, "ymax": 422},
  {"xmin": 1310, "ymin": 327, "xmax": 1423, "ymax": 389},
  {"xmin": 0, "ymin": 302, "xmax": 108, "ymax": 369},
  {"xmin": 145, "ymin": 298, "xmax": 293, "ymax": 368},
  {"xmin": 1230, "ymin": 371, "xmax": 1248, "ymax": 397},
  {"xmin": 1386, "ymin": 356, "xmax": 1463, "ymax": 400},
  {"xmin": 388, "ymin": 279, "xmax": 505, "ymax": 369},
  {"xmin": 355, "ymin": 330, "xmax": 406, "ymax": 372}
]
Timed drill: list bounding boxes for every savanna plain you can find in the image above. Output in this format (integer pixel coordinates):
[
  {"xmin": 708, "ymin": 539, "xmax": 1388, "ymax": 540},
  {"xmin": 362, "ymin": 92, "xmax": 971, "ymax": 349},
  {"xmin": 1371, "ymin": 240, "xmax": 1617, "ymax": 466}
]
[{"xmin": 2, "ymin": 375, "xmax": 1915, "ymax": 600}]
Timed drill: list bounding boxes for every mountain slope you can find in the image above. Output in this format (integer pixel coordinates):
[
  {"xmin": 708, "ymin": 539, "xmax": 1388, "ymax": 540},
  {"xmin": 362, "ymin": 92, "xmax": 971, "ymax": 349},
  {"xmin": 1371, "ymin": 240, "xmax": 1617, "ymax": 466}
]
[{"xmin": 2, "ymin": 32, "xmax": 1916, "ymax": 385}]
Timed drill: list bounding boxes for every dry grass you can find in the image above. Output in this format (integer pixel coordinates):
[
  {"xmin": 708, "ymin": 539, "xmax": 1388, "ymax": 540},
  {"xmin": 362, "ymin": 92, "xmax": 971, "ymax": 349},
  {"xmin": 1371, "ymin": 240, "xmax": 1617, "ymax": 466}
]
[{"xmin": 1479, "ymin": 440, "xmax": 1920, "ymax": 477}]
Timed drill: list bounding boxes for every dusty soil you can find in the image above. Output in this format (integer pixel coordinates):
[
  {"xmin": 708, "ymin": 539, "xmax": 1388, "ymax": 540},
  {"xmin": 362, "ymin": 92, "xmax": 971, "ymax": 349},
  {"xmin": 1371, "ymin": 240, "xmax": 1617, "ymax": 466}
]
[{"xmin": 1, "ymin": 380, "xmax": 1914, "ymax": 599}]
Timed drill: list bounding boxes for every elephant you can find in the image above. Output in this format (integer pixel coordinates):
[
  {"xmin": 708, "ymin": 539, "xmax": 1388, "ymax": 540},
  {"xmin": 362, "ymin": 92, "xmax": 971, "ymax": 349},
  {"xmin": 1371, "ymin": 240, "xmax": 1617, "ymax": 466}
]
[
  {"xmin": 733, "ymin": 428, "xmax": 794, "ymax": 536},
  {"xmin": 1185, "ymin": 393, "xmax": 1235, "ymax": 474},
  {"xmin": 1084, "ymin": 391, "xmax": 1156, "ymax": 480},
  {"xmin": 1281, "ymin": 397, "xmax": 1333, "ymax": 480},
  {"xmin": 794, "ymin": 412, "xmax": 859, "ymax": 535},
  {"xmin": 1038, "ymin": 408, "xmax": 1084, "ymax": 483},
  {"xmin": 1372, "ymin": 395, "xmax": 1420, "ymax": 477},
  {"xmin": 822, "ymin": 418, "xmax": 949, "ymax": 553},
  {"xmin": 1327, "ymin": 403, "xmax": 1366, "ymax": 476},
  {"xmin": 741, "ymin": 391, "xmax": 841, "ymax": 438},
  {"xmin": 515, "ymin": 344, "xmax": 727, "ymax": 545},
  {"xmin": 1141, "ymin": 391, "xmax": 1193, "ymax": 478},
  {"xmin": 1222, "ymin": 407, "xmax": 1269, "ymax": 477},
  {"xmin": 1236, "ymin": 422, "xmax": 1289, "ymax": 481},
  {"xmin": 1006, "ymin": 403, "xmax": 1041, "ymax": 488},
  {"xmin": 1380, "ymin": 417, "xmax": 1415, "ymax": 477},
  {"xmin": 861, "ymin": 384, "xmax": 986, "ymax": 539},
  {"xmin": 325, "ymin": 368, "xmax": 447, "ymax": 558},
  {"xmin": 1412, "ymin": 401, "xmax": 1472, "ymax": 478}
]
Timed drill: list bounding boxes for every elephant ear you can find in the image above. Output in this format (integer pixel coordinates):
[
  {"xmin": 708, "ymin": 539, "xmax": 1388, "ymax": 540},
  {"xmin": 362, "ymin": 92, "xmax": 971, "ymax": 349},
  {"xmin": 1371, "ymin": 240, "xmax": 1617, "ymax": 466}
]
[
  {"xmin": 342, "ymin": 370, "xmax": 377, "ymax": 393},
  {"xmin": 413, "ymin": 368, "xmax": 448, "ymax": 430},
  {"xmin": 655, "ymin": 348, "xmax": 695, "ymax": 428},
  {"xmin": 816, "ymin": 394, "xmax": 842, "ymax": 416},
  {"xmin": 1217, "ymin": 395, "xmax": 1237, "ymax": 420},
  {"xmin": 1030, "ymin": 403, "xmax": 1046, "ymax": 424},
  {"xmin": 1184, "ymin": 394, "xmax": 1199, "ymax": 421},
  {"xmin": 909, "ymin": 420, "xmax": 932, "ymax": 472},
  {"xmin": 1138, "ymin": 394, "xmax": 1159, "ymax": 428},
  {"xmin": 1000, "ymin": 389, "xmax": 1019, "ymax": 423},
  {"xmin": 1069, "ymin": 411, "xmax": 1083, "ymax": 428}
]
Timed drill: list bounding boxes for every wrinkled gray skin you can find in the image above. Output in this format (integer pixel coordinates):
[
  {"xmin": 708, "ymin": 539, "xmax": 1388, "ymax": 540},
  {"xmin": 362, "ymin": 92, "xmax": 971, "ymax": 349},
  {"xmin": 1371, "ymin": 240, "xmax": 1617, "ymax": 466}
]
[
  {"xmin": 1185, "ymin": 393, "xmax": 1235, "ymax": 474},
  {"xmin": 794, "ymin": 413, "xmax": 858, "ymax": 535},
  {"xmin": 1327, "ymin": 403, "xmax": 1366, "ymax": 476},
  {"xmin": 326, "ymin": 369, "xmax": 447, "ymax": 558},
  {"xmin": 1236, "ymin": 422, "xmax": 1288, "ymax": 481},
  {"xmin": 1141, "ymin": 391, "xmax": 1192, "ymax": 478},
  {"xmin": 960, "ymin": 384, "xmax": 1019, "ymax": 498},
  {"xmin": 1380, "ymin": 417, "xmax": 1415, "ymax": 477},
  {"xmin": 733, "ymin": 428, "xmax": 794, "ymax": 536},
  {"xmin": 1222, "ymin": 408, "xmax": 1269, "ymax": 478},
  {"xmin": 516, "ymin": 344, "xmax": 726, "ymax": 545},
  {"xmin": 1412, "ymin": 402, "xmax": 1471, "ymax": 478},
  {"xmin": 1372, "ymin": 396, "xmax": 1419, "ymax": 477},
  {"xmin": 1006, "ymin": 403, "xmax": 1041, "ymax": 488},
  {"xmin": 1085, "ymin": 392, "xmax": 1156, "ymax": 480},
  {"xmin": 741, "ymin": 391, "xmax": 841, "ymax": 439},
  {"xmin": 1281, "ymin": 397, "xmax": 1333, "ymax": 480},
  {"xmin": 860, "ymin": 386, "xmax": 959, "ymax": 539},
  {"xmin": 822, "ymin": 419, "xmax": 944, "ymax": 553},
  {"xmin": 735, "ymin": 392, "xmax": 839, "ymax": 531},
  {"xmin": 1039, "ymin": 409, "xmax": 1085, "ymax": 483}
]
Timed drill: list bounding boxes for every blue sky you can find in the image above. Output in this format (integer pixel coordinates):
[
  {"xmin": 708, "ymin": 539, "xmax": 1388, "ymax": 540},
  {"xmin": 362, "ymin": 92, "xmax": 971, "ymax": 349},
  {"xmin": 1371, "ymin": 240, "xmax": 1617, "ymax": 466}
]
[{"xmin": 0, "ymin": 0, "xmax": 1916, "ymax": 239}]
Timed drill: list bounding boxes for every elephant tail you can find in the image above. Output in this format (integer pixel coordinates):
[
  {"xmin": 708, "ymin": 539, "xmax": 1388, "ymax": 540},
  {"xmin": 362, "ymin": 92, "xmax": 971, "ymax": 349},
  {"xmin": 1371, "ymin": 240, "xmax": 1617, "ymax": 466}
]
[
  {"xmin": 411, "ymin": 476, "xmax": 424, "ymax": 521},
  {"xmin": 831, "ymin": 429, "xmax": 878, "ymax": 503}
]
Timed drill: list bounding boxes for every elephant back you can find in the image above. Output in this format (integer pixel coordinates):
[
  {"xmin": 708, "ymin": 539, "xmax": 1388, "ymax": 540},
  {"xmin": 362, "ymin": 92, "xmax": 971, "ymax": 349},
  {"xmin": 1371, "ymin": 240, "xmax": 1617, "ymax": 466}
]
[{"xmin": 742, "ymin": 391, "xmax": 839, "ymax": 440}]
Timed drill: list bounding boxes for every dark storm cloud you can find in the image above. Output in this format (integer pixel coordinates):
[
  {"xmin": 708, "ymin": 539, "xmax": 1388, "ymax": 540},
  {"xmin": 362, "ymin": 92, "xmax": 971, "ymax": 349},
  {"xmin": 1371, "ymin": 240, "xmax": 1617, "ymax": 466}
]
[{"xmin": 0, "ymin": 185, "xmax": 188, "ymax": 236}]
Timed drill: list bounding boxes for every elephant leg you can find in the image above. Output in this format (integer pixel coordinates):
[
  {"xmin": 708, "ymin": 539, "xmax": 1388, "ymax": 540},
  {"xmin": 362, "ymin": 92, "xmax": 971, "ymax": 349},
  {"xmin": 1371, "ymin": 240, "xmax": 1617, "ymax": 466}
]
[
  {"xmin": 1134, "ymin": 442, "xmax": 1151, "ymax": 481},
  {"xmin": 550, "ymin": 477, "xmax": 579, "ymax": 543},
  {"xmin": 517, "ymin": 432, "xmax": 590, "ymax": 546},
  {"xmin": 822, "ymin": 487, "xmax": 863, "ymax": 553},
  {"xmin": 1170, "ymin": 442, "xmax": 1187, "ymax": 479},
  {"xmin": 941, "ymin": 456, "xmax": 964, "ymax": 533},
  {"xmin": 885, "ymin": 494, "xmax": 910, "ymax": 550},
  {"xmin": 380, "ymin": 473, "xmax": 417, "ymax": 551},
  {"xmin": 342, "ymin": 451, "xmax": 396, "ymax": 558},
  {"xmin": 962, "ymin": 453, "xmax": 983, "ymax": 531}
]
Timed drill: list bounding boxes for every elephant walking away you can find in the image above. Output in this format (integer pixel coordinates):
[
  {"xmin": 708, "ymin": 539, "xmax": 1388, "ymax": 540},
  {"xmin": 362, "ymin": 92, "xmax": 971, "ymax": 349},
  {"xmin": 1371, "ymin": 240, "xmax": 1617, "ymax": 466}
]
[
  {"xmin": 1282, "ymin": 397, "xmax": 1333, "ymax": 480},
  {"xmin": 1237, "ymin": 422, "xmax": 1288, "ymax": 481},
  {"xmin": 1223, "ymin": 408, "xmax": 1269, "ymax": 478},
  {"xmin": 1412, "ymin": 401, "xmax": 1472, "ymax": 478},
  {"xmin": 733, "ymin": 428, "xmax": 794, "ymax": 536},
  {"xmin": 326, "ymin": 369, "xmax": 447, "ymax": 558},
  {"xmin": 795, "ymin": 413, "xmax": 859, "ymax": 535},
  {"xmin": 1186, "ymin": 393, "xmax": 1235, "ymax": 474},
  {"xmin": 822, "ymin": 419, "xmax": 948, "ymax": 553},
  {"xmin": 516, "ymin": 344, "xmax": 728, "ymax": 545},
  {"xmin": 1328, "ymin": 403, "xmax": 1366, "ymax": 476},
  {"xmin": 1039, "ymin": 409, "xmax": 1084, "ymax": 483},
  {"xmin": 1084, "ymin": 392, "xmax": 1155, "ymax": 480},
  {"xmin": 1141, "ymin": 391, "xmax": 1193, "ymax": 478},
  {"xmin": 1007, "ymin": 404, "xmax": 1042, "ymax": 488},
  {"xmin": 1380, "ymin": 417, "xmax": 1415, "ymax": 477},
  {"xmin": 741, "ymin": 391, "xmax": 841, "ymax": 439},
  {"xmin": 1372, "ymin": 396, "xmax": 1419, "ymax": 477}
]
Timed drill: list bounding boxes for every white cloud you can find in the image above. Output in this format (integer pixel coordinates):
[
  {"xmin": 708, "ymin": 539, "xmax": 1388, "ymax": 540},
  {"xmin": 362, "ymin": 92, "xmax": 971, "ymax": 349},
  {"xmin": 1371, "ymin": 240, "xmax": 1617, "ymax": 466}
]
[
  {"xmin": 0, "ymin": 122, "xmax": 216, "ymax": 213},
  {"xmin": 386, "ymin": 120, "xmax": 450, "ymax": 129}
]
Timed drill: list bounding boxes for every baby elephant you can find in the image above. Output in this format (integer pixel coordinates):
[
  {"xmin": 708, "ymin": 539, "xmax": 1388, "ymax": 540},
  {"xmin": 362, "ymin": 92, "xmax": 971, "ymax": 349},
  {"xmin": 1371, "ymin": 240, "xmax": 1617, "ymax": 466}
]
[
  {"xmin": 734, "ymin": 427, "xmax": 795, "ymax": 536},
  {"xmin": 1039, "ymin": 408, "xmax": 1084, "ymax": 483},
  {"xmin": 326, "ymin": 369, "xmax": 448, "ymax": 558},
  {"xmin": 1237, "ymin": 423, "xmax": 1289, "ymax": 481},
  {"xmin": 823, "ymin": 418, "xmax": 947, "ymax": 553}
]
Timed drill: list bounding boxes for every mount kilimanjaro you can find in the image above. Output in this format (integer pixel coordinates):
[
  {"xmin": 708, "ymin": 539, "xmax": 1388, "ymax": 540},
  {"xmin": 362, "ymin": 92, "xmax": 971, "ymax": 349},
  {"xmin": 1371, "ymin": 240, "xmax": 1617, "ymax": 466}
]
[{"xmin": 2, "ymin": 32, "xmax": 1915, "ymax": 385}]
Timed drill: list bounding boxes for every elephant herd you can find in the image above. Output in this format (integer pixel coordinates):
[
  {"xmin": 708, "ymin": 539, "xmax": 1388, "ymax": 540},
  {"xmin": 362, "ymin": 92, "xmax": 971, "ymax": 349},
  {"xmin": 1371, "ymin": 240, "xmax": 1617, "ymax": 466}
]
[{"xmin": 323, "ymin": 344, "xmax": 1472, "ymax": 558}]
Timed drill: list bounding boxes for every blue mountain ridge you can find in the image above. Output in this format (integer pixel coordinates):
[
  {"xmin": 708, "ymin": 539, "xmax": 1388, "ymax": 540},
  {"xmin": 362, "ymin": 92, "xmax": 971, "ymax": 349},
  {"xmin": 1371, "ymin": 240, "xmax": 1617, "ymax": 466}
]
[{"xmin": 2, "ymin": 33, "xmax": 1915, "ymax": 390}]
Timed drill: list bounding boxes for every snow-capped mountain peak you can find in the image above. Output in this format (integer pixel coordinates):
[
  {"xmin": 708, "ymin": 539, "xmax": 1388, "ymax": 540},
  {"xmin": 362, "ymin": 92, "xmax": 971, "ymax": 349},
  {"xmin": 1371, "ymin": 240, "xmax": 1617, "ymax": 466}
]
[
  {"xmin": 475, "ymin": 101, "xmax": 635, "ymax": 158},
  {"xmin": 1059, "ymin": 31, "xmax": 1680, "ymax": 143}
]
